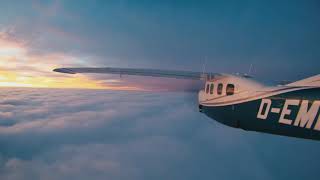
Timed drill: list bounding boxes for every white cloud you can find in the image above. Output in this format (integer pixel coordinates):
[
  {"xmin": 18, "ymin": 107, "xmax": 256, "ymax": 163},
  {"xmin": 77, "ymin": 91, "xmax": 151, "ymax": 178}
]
[
  {"xmin": 0, "ymin": 112, "xmax": 13, "ymax": 119},
  {"xmin": 0, "ymin": 88, "xmax": 319, "ymax": 180}
]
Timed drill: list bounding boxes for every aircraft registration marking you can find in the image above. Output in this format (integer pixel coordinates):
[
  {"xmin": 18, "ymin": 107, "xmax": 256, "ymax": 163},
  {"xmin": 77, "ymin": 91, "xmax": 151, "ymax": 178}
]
[
  {"xmin": 271, "ymin": 108, "xmax": 281, "ymax": 113},
  {"xmin": 257, "ymin": 99, "xmax": 320, "ymax": 131}
]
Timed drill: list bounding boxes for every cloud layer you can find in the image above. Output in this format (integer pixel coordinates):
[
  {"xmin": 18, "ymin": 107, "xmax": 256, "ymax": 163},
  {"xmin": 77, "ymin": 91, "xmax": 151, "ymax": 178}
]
[{"xmin": 0, "ymin": 88, "xmax": 319, "ymax": 180}]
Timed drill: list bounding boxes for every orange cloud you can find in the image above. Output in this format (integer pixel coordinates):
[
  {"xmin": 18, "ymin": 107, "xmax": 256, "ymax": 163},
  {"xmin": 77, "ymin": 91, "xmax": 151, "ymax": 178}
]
[{"xmin": 0, "ymin": 31, "xmax": 141, "ymax": 90}]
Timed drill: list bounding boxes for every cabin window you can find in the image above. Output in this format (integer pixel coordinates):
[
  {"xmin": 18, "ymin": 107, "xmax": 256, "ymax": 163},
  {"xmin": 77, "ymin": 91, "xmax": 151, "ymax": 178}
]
[
  {"xmin": 210, "ymin": 83, "xmax": 214, "ymax": 94},
  {"xmin": 206, "ymin": 84, "xmax": 210, "ymax": 94},
  {"xmin": 226, "ymin": 84, "xmax": 235, "ymax": 96},
  {"xmin": 217, "ymin": 83, "xmax": 223, "ymax": 95}
]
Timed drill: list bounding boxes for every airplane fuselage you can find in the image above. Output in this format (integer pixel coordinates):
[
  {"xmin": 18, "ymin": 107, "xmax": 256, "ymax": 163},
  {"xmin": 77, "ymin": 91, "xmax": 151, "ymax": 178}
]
[{"xmin": 199, "ymin": 76, "xmax": 320, "ymax": 141}]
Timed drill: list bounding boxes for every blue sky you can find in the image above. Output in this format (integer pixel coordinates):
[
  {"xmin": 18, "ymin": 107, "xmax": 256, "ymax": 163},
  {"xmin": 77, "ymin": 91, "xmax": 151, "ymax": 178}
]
[{"xmin": 0, "ymin": 0, "xmax": 319, "ymax": 89}]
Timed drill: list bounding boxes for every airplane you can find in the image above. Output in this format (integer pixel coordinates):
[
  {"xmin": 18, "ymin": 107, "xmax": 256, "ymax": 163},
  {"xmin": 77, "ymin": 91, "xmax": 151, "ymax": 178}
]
[{"xmin": 53, "ymin": 67, "xmax": 320, "ymax": 141}]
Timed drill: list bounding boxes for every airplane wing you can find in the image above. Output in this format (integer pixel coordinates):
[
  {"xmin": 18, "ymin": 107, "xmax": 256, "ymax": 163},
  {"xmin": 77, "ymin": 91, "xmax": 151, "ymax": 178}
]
[{"xmin": 53, "ymin": 67, "xmax": 220, "ymax": 80}]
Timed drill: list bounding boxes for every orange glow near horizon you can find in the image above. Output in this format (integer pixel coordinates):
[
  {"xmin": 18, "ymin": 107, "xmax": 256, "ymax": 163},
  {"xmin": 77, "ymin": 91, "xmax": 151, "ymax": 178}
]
[
  {"xmin": 0, "ymin": 32, "xmax": 141, "ymax": 91},
  {"xmin": 0, "ymin": 69, "xmax": 106, "ymax": 89}
]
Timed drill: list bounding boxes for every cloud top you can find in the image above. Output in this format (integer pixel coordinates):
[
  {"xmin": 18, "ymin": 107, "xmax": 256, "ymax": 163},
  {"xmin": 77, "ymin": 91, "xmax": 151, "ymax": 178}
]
[{"xmin": 0, "ymin": 88, "xmax": 319, "ymax": 180}]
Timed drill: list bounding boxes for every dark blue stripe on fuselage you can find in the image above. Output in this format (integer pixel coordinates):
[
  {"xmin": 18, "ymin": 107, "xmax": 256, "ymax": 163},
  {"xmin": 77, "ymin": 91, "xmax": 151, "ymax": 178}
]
[{"xmin": 201, "ymin": 88, "xmax": 320, "ymax": 141}]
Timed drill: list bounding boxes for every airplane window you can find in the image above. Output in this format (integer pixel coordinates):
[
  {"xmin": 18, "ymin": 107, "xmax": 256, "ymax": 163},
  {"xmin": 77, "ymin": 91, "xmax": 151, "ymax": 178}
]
[
  {"xmin": 226, "ymin": 84, "xmax": 235, "ymax": 96},
  {"xmin": 206, "ymin": 84, "xmax": 210, "ymax": 94},
  {"xmin": 210, "ymin": 83, "xmax": 214, "ymax": 94},
  {"xmin": 217, "ymin": 83, "xmax": 223, "ymax": 95}
]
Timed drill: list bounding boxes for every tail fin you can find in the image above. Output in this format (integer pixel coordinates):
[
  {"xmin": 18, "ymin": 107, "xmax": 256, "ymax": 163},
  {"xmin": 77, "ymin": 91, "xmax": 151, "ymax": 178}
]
[{"xmin": 287, "ymin": 74, "xmax": 320, "ymax": 87}]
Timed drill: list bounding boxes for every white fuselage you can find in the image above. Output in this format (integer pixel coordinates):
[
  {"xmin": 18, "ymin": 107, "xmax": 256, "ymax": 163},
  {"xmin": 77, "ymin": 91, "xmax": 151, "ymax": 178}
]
[{"xmin": 198, "ymin": 75, "xmax": 266, "ymax": 107}]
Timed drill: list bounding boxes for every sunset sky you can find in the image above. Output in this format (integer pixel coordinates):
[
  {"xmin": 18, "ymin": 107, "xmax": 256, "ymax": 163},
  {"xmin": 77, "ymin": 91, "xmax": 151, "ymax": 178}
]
[
  {"xmin": 1, "ymin": 0, "xmax": 320, "ymax": 89},
  {"xmin": 0, "ymin": 30, "xmax": 133, "ymax": 89},
  {"xmin": 1, "ymin": 1, "xmax": 320, "ymax": 180}
]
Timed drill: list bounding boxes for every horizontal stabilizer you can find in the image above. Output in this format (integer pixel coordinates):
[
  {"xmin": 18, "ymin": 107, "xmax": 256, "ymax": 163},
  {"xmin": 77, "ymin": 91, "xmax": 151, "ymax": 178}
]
[{"xmin": 287, "ymin": 74, "xmax": 320, "ymax": 87}]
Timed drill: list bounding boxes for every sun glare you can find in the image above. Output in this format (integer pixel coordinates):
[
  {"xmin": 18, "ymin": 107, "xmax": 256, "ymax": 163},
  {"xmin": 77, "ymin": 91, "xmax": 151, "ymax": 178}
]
[{"xmin": 0, "ymin": 34, "xmax": 140, "ymax": 90}]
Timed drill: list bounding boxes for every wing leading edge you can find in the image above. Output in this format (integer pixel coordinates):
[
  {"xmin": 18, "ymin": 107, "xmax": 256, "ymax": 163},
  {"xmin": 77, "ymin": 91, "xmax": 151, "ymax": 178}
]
[{"xmin": 53, "ymin": 67, "xmax": 220, "ymax": 80}]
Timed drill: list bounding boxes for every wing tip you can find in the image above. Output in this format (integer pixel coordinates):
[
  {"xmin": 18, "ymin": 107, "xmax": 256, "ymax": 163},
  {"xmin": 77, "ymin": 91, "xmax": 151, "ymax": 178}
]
[{"xmin": 53, "ymin": 68, "xmax": 76, "ymax": 74}]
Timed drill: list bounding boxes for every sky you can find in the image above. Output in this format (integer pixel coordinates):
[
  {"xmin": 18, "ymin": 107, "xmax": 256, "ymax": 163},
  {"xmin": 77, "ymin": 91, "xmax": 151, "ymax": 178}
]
[
  {"xmin": 0, "ymin": 0, "xmax": 320, "ymax": 180},
  {"xmin": 0, "ymin": 0, "xmax": 319, "ymax": 89}
]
